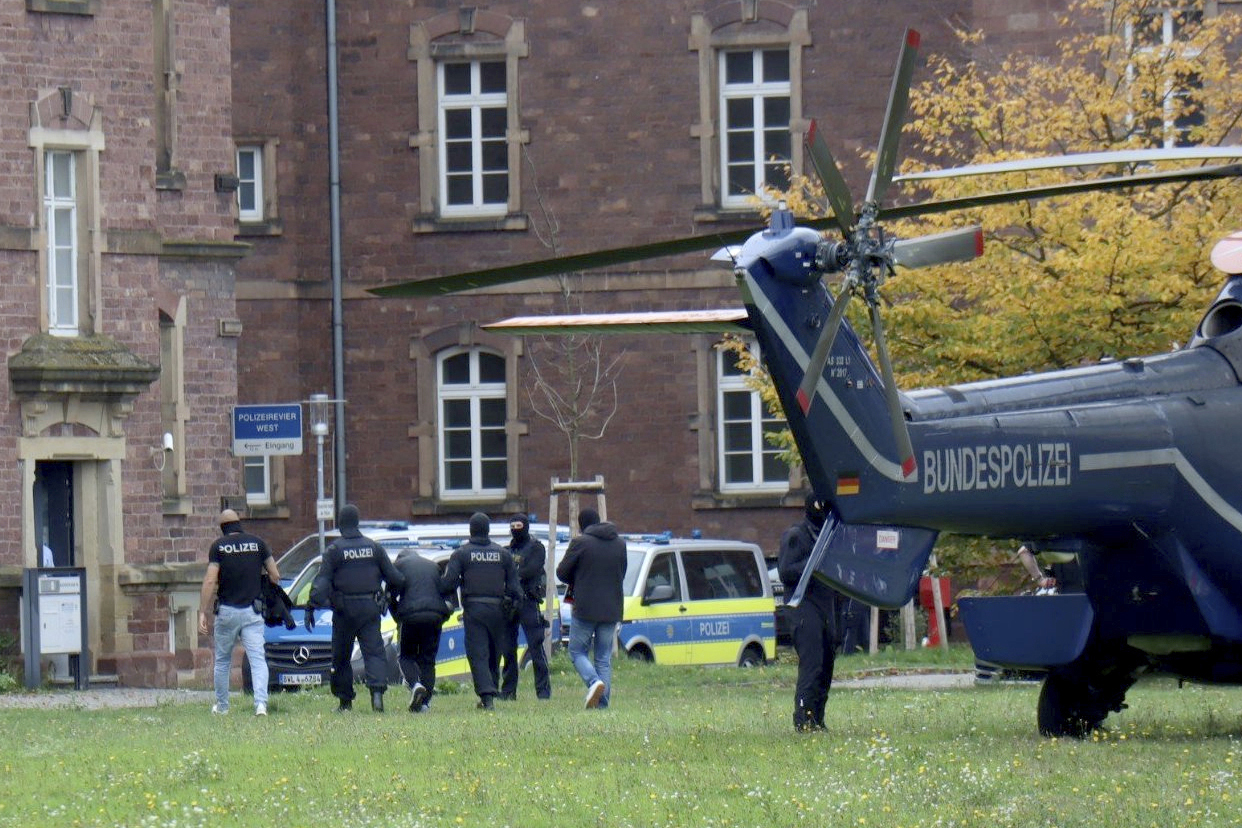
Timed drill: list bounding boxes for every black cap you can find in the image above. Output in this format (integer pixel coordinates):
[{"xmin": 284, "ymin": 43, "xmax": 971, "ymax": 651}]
[{"xmin": 578, "ymin": 508, "xmax": 600, "ymax": 531}]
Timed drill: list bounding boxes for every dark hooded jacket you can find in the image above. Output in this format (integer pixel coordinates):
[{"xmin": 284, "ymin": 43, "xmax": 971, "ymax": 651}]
[
  {"xmin": 390, "ymin": 551, "xmax": 453, "ymax": 622},
  {"xmin": 556, "ymin": 521, "xmax": 627, "ymax": 623}
]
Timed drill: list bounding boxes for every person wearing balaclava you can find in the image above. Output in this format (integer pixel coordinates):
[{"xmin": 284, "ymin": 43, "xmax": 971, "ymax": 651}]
[
  {"xmin": 307, "ymin": 504, "xmax": 405, "ymax": 713},
  {"xmin": 777, "ymin": 492, "xmax": 837, "ymax": 732},
  {"xmin": 498, "ymin": 513, "xmax": 552, "ymax": 701},
  {"xmin": 439, "ymin": 512, "xmax": 522, "ymax": 710}
]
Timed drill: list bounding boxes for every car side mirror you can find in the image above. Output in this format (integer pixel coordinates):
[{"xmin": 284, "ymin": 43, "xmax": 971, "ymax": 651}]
[{"xmin": 642, "ymin": 583, "xmax": 675, "ymax": 605}]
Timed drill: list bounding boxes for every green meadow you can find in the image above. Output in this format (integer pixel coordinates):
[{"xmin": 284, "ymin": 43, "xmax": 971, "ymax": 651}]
[{"xmin": 3, "ymin": 646, "xmax": 1242, "ymax": 827}]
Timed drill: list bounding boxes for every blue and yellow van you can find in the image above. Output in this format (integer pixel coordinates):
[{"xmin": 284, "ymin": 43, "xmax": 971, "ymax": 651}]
[{"xmin": 564, "ymin": 536, "xmax": 776, "ymax": 667}]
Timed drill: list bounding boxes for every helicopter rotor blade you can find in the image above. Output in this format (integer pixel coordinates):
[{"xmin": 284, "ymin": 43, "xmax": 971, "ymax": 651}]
[
  {"xmin": 882, "ymin": 162, "xmax": 1242, "ymax": 222},
  {"xmin": 805, "ymin": 119, "xmax": 856, "ymax": 236},
  {"xmin": 891, "ymin": 226, "xmax": 984, "ymax": 269},
  {"xmin": 795, "ymin": 282, "xmax": 854, "ymax": 415},
  {"xmin": 868, "ymin": 296, "xmax": 917, "ymax": 478},
  {"xmin": 866, "ymin": 28, "xmax": 921, "ymax": 208}
]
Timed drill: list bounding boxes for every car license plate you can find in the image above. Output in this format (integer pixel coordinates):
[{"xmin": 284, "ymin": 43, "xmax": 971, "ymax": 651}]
[{"xmin": 279, "ymin": 673, "xmax": 321, "ymax": 686}]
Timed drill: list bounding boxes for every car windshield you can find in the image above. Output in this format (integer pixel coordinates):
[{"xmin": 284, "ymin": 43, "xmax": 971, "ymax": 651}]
[
  {"xmin": 622, "ymin": 549, "xmax": 648, "ymax": 595},
  {"xmin": 287, "ymin": 560, "xmax": 321, "ymax": 606},
  {"xmin": 277, "ymin": 535, "xmax": 327, "ymax": 578}
]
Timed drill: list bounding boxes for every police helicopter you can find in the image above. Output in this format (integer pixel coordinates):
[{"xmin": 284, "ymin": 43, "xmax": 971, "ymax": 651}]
[{"xmin": 373, "ymin": 28, "xmax": 1242, "ymax": 738}]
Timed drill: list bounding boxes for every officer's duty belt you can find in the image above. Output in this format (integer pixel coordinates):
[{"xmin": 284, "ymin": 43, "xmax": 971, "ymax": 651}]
[{"xmin": 464, "ymin": 596, "xmax": 503, "ymax": 605}]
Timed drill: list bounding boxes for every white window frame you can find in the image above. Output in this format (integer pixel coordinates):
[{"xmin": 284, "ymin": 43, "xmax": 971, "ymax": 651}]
[
  {"xmin": 717, "ymin": 342, "xmax": 789, "ymax": 492},
  {"xmin": 236, "ymin": 145, "xmax": 263, "ymax": 222},
  {"xmin": 437, "ymin": 60, "xmax": 509, "ymax": 218},
  {"xmin": 45, "ymin": 150, "xmax": 79, "ymax": 336},
  {"xmin": 1126, "ymin": 7, "xmax": 1203, "ymax": 148},
  {"xmin": 718, "ymin": 49, "xmax": 792, "ymax": 209},
  {"xmin": 243, "ymin": 455, "xmax": 272, "ymax": 507},
  {"xmin": 437, "ymin": 347, "xmax": 508, "ymax": 499}
]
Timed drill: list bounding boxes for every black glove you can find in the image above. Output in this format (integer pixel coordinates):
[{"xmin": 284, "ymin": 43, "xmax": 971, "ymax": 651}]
[
  {"xmin": 284, "ymin": 613, "xmax": 296, "ymax": 631},
  {"xmin": 304, "ymin": 607, "xmax": 316, "ymax": 632}
]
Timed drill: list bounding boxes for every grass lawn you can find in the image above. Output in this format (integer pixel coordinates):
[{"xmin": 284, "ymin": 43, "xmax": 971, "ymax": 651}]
[{"xmin": 3, "ymin": 645, "xmax": 1242, "ymax": 827}]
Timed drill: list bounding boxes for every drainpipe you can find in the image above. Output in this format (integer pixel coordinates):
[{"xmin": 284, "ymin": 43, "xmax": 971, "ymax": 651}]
[{"xmin": 325, "ymin": 0, "xmax": 347, "ymax": 507}]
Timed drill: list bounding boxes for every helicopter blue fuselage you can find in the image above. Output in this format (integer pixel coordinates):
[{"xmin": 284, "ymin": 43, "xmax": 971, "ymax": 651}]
[{"xmin": 737, "ymin": 222, "xmax": 1242, "ymax": 672}]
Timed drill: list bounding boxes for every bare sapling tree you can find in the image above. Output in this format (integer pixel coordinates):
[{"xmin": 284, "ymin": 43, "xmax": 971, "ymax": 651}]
[{"xmin": 522, "ymin": 147, "xmax": 625, "ymax": 481}]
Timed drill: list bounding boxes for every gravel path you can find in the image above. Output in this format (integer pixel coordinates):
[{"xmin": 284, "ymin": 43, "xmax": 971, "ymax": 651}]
[
  {"xmin": 0, "ymin": 672, "xmax": 975, "ymax": 710},
  {"xmin": 0, "ymin": 687, "xmax": 215, "ymax": 710}
]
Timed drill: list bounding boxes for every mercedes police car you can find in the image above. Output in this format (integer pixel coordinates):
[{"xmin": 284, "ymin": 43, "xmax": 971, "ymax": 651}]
[{"xmin": 249, "ymin": 521, "xmax": 567, "ymax": 692}]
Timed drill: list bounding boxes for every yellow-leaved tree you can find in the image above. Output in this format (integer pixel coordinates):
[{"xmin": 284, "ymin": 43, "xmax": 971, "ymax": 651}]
[
  {"xmin": 888, "ymin": 0, "xmax": 1242, "ymax": 385},
  {"xmin": 732, "ymin": 0, "xmax": 1242, "ymax": 582}
]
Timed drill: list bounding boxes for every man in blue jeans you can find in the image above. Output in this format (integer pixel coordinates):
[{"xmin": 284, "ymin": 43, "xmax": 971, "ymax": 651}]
[
  {"xmin": 556, "ymin": 508, "xmax": 627, "ymax": 708},
  {"xmin": 197, "ymin": 509, "xmax": 281, "ymax": 716}
]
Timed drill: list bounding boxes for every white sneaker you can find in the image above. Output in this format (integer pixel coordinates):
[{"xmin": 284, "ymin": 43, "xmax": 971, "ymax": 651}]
[
  {"xmin": 410, "ymin": 682, "xmax": 429, "ymax": 712},
  {"xmin": 255, "ymin": 703, "xmax": 268, "ymax": 717},
  {"xmin": 585, "ymin": 679, "xmax": 605, "ymax": 709},
  {"xmin": 211, "ymin": 704, "xmax": 228, "ymax": 715}
]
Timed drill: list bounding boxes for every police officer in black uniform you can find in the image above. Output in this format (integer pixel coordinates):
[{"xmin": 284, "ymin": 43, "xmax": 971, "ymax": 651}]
[
  {"xmin": 439, "ymin": 512, "xmax": 521, "ymax": 710},
  {"xmin": 499, "ymin": 513, "xmax": 552, "ymax": 700},
  {"xmin": 777, "ymin": 493, "xmax": 836, "ymax": 732},
  {"xmin": 307, "ymin": 504, "xmax": 405, "ymax": 712}
]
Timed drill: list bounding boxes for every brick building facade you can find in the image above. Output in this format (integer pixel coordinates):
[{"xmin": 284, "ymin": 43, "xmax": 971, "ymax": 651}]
[
  {"xmin": 230, "ymin": 0, "xmax": 1078, "ymax": 558},
  {"xmin": 0, "ymin": 0, "xmax": 244, "ymax": 686}
]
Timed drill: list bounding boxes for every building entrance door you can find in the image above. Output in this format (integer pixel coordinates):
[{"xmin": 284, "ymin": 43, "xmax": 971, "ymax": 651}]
[{"xmin": 34, "ymin": 460, "xmax": 74, "ymax": 567}]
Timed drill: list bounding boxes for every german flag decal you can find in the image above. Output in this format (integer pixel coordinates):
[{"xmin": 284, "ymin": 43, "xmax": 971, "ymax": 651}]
[{"xmin": 836, "ymin": 474, "xmax": 860, "ymax": 496}]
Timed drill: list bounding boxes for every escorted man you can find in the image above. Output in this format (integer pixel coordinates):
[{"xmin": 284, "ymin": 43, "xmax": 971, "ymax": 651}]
[
  {"xmin": 557, "ymin": 508, "xmax": 626, "ymax": 709},
  {"xmin": 499, "ymin": 513, "xmax": 552, "ymax": 701},
  {"xmin": 307, "ymin": 504, "xmax": 405, "ymax": 713},
  {"xmin": 440, "ymin": 512, "xmax": 521, "ymax": 710},
  {"xmin": 389, "ymin": 549, "xmax": 453, "ymax": 712},
  {"xmin": 198, "ymin": 509, "xmax": 281, "ymax": 716},
  {"xmin": 777, "ymin": 493, "xmax": 836, "ymax": 732}
]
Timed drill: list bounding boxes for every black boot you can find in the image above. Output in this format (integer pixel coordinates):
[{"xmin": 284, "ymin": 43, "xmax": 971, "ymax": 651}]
[
  {"xmin": 336, "ymin": 699, "xmax": 352, "ymax": 713},
  {"xmin": 371, "ymin": 690, "xmax": 384, "ymax": 712},
  {"xmin": 476, "ymin": 694, "xmax": 495, "ymax": 710}
]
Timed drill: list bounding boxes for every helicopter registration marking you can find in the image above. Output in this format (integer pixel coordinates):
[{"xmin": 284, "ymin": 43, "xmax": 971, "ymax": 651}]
[{"xmin": 922, "ymin": 442, "xmax": 1072, "ymax": 494}]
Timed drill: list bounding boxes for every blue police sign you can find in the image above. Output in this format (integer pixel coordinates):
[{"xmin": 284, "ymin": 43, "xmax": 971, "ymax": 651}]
[{"xmin": 233, "ymin": 404, "xmax": 303, "ymax": 456}]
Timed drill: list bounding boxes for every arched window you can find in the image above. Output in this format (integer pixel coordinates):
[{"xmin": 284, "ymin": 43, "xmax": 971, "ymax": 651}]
[{"xmin": 437, "ymin": 347, "xmax": 508, "ymax": 497}]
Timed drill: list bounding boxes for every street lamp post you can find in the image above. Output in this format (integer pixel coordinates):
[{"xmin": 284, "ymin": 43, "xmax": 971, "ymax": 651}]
[{"xmin": 308, "ymin": 393, "xmax": 333, "ymax": 557}]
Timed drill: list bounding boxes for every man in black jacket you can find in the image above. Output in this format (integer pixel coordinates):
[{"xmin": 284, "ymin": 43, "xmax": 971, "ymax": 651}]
[
  {"xmin": 307, "ymin": 504, "xmax": 405, "ymax": 713},
  {"xmin": 777, "ymin": 493, "xmax": 836, "ymax": 732},
  {"xmin": 439, "ymin": 513, "xmax": 522, "ymax": 710},
  {"xmin": 390, "ymin": 549, "xmax": 453, "ymax": 712},
  {"xmin": 499, "ymin": 514, "xmax": 552, "ymax": 701},
  {"xmin": 556, "ymin": 508, "xmax": 627, "ymax": 709}
]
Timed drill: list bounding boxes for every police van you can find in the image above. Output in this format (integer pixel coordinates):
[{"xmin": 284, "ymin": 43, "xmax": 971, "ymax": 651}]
[
  {"xmin": 251, "ymin": 522, "xmax": 566, "ymax": 692},
  {"xmin": 562, "ymin": 535, "xmax": 776, "ymax": 668}
]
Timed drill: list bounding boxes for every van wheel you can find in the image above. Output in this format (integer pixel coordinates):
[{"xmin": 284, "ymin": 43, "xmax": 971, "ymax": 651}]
[
  {"xmin": 738, "ymin": 645, "xmax": 765, "ymax": 668},
  {"xmin": 627, "ymin": 645, "xmax": 653, "ymax": 663}
]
